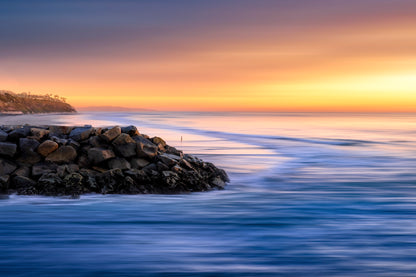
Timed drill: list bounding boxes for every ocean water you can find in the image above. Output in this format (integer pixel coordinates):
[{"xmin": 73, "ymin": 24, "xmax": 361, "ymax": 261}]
[{"xmin": 1, "ymin": 112, "xmax": 416, "ymax": 276}]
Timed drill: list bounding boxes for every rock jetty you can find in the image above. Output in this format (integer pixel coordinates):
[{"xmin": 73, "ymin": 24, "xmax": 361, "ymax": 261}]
[{"xmin": 0, "ymin": 125, "xmax": 229, "ymax": 196}]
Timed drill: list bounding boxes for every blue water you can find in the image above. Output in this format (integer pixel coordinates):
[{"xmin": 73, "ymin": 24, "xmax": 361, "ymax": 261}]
[{"xmin": 1, "ymin": 112, "xmax": 416, "ymax": 276}]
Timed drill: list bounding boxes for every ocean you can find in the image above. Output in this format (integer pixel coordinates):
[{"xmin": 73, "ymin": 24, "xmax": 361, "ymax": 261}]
[{"xmin": 1, "ymin": 112, "xmax": 416, "ymax": 276}]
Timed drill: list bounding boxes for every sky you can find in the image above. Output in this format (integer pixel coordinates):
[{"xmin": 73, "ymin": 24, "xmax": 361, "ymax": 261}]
[{"xmin": 1, "ymin": 0, "xmax": 415, "ymax": 112}]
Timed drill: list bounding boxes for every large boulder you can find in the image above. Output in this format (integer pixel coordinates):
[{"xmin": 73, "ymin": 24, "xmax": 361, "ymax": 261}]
[
  {"xmin": 37, "ymin": 140, "xmax": 59, "ymax": 157},
  {"xmin": 7, "ymin": 127, "xmax": 30, "ymax": 142},
  {"xmin": 134, "ymin": 136, "xmax": 158, "ymax": 159},
  {"xmin": 112, "ymin": 133, "xmax": 137, "ymax": 157},
  {"xmin": 30, "ymin": 128, "xmax": 49, "ymax": 141},
  {"xmin": 101, "ymin": 126, "xmax": 121, "ymax": 142},
  {"xmin": 0, "ymin": 142, "xmax": 17, "ymax": 157},
  {"xmin": 69, "ymin": 126, "xmax": 94, "ymax": 141},
  {"xmin": 46, "ymin": 146, "xmax": 77, "ymax": 164},
  {"xmin": 0, "ymin": 129, "xmax": 8, "ymax": 142},
  {"xmin": 32, "ymin": 163, "xmax": 58, "ymax": 176},
  {"xmin": 130, "ymin": 158, "xmax": 150, "ymax": 169},
  {"xmin": 121, "ymin": 125, "xmax": 139, "ymax": 136},
  {"xmin": 0, "ymin": 158, "xmax": 17, "ymax": 175},
  {"xmin": 49, "ymin": 126, "xmax": 73, "ymax": 137},
  {"xmin": 108, "ymin": 158, "xmax": 131, "ymax": 170},
  {"xmin": 88, "ymin": 148, "xmax": 116, "ymax": 164},
  {"xmin": 19, "ymin": 138, "xmax": 40, "ymax": 153}
]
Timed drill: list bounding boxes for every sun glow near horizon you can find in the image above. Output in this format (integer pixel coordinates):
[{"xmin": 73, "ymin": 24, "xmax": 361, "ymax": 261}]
[{"xmin": 1, "ymin": 0, "xmax": 416, "ymax": 112}]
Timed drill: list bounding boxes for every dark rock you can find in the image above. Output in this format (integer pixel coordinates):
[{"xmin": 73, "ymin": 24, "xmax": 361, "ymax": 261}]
[
  {"xmin": 49, "ymin": 126, "xmax": 73, "ymax": 137},
  {"xmin": 108, "ymin": 157, "xmax": 131, "ymax": 170},
  {"xmin": 19, "ymin": 138, "xmax": 40, "ymax": 153},
  {"xmin": 159, "ymin": 153, "xmax": 181, "ymax": 167},
  {"xmin": 30, "ymin": 128, "xmax": 49, "ymax": 141},
  {"xmin": 0, "ymin": 142, "xmax": 17, "ymax": 157},
  {"xmin": 46, "ymin": 146, "xmax": 77, "ymax": 164},
  {"xmin": 16, "ymin": 151, "xmax": 42, "ymax": 165},
  {"xmin": 50, "ymin": 136, "xmax": 68, "ymax": 145},
  {"xmin": 13, "ymin": 176, "xmax": 37, "ymax": 195},
  {"xmin": 69, "ymin": 126, "xmax": 93, "ymax": 141},
  {"xmin": 63, "ymin": 173, "xmax": 84, "ymax": 195},
  {"xmin": 130, "ymin": 158, "xmax": 150, "ymax": 169},
  {"xmin": 0, "ymin": 175, "xmax": 10, "ymax": 193},
  {"xmin": 96, "ymin": 168, "xmax": 125, "ymax": 194},
  {"xmin": 101, "ymin": 126, "xmax": 121, "ymax": 142},
  {"xmin": 165, "ymin": 146, "xmax": 183, "ymax": 157},
  {"xmin": 68, "ymin": 139, "xmax": 80, "ymax": 149},
  {"xmin": 37, "ymin": 173, "xmax": 62, "ymax": 195},
  {"xmin": 162, "ymin": 171, "xmax": 179, "ymax": 188},
  {"xmin": 121, "ymin": 125, "xmax": 139, "ymax": 136},
  {"xmin": 88, "ymin": 148, "xmax": 116, "ymax": 164},
  {"xmin": 211, "ymin": 177, "xmax": 226, "ymax": 189},
  {"xmin": 112, "ymin": 133, "xmax": 137, "ymax": 157},
  {"xmin": 157, "ymin": 161, "xmax": 170, "ymax": 171},
  {"xmin": 0, "ymin": 129, "xmax": 8, "ymax": 142},
  {"xmin": 134, "ymin": 136, "xmax": 158, "ymax": 159},
  {"xmin": 0, "ymin": 158, "xmax": 17, "ymax": 175},
  {"xmin": 88, "ymin": 136, "xmax": 107, "ymax": 148},
  {"xmin": 32, "ymin": 163, "xmax": 58, "ymax": 176},
  {"xmin": 76, "ymin": 154, "xmax": 90, "ymax": 168},
  {"xmin": 37, "ymin": 140, "xmax": 59, "ymax": 156},
  {"xmin": 13, "ymin": 166, "xmax": 31, "ymax": 178},
  {"xmin": 8, "ymin": 127, "xmax": 30, "ymax": 142},
  {"xmin": 57, "ymin": 164, "xmax": 80, "ymax": 178}
]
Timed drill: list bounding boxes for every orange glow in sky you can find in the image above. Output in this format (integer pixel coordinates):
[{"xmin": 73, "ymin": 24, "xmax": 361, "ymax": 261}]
[{"xmin": 1, "ymin": 1, "xmax": 415, "ymax": 112}]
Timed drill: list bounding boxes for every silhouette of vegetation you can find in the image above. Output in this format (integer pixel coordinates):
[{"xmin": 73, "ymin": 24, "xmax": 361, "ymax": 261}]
[{"xmin": 0, "ymin": 90, "xmax": 76, "ymax": 114}]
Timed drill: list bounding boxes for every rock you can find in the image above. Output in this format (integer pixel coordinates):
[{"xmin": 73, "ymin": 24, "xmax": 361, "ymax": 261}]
[
  {"xmin": 13, "ymin": 166, "xmax": 31, "ymax": 178},
  {"xmin": 162, "ymin": 171, "xmax": 179, "ymax": 188},
  {"xmin": 96, "ymin": 168, "xmax": 125, "ymax": 194},
  {"xmin": 37, "ymin": 140, "xmax": 59, "ymax": 156},
  {"xmin": 0, "ymin": 142, "xmax": 17, "ymax": 157},
  {"xmin": 165, "ymin": 146, "xmax": 183, "ymax": 157},
  {"xmin": 69, "ymin": 126, "xmax": 94, "ymax": 141},
  {"xmin": 152, "ymin": 137, "xmax": 166, "ymax": 147},
  {"xmin": 46, "ymin": 146, "xmax": 77, "ymax": 164},
  {"xmin": 19, "ymin": 138, "xmax": 40, "ymax": 153},
  {"xmin": 121, "ymin": 125, "xmax": 139, "ymax": 136},
  {"xmin": 0, "ymin": 175, "xmax": 10, "ymax": 193},
  {"xmin": 134, "ymin": 136, "xmax": 158, "ymax": 159},
  {"xmin": 13, "ymin": 176, "xmax": 37, "ymax": 195},
  {"xmin": 16, "ymin": 151, "xmax": 42, "ymax": 165},
  {"xmin": 88, "ymin": 148, "xmax": 116, "ymax": 164},
  {"xmin": 157, "ymin": 161, "xmax": 170, "ymax": 171},
  {"xmin": 112, "ymin": 133, "xmax": 137, "ymax": 157},
  {"xmin": 32, "ymin": 163, "xmax": 58, "ymax": 176},
  {"xmin": 50, "ymin": 136, "xmax": 68, "ymax": 145},
  {"xmin": 0, "ymin": 129, "xmax": 8, "ymax": 142},
  {"xmin": 130, "ymin": 158, "xmax": 150, "ymax": 169},
  {"xmin": 49, "ymin": 126, "xmax": 73, "ymax": 137},
  {"xmin": 108, "ymin": 157, "xmax": 131, "ymax": 170},
  {"xmin": 57, "ymin": 164, "xmax": 80, "ymax": 178},
  {"xmin": 30, "ymin": 128, "xmax": 49, "ymax": 140},
  {"xmin": 63, "ymin": 173, "xmax": 84, "ymax": 195},
  {"xmin": 68, "ymin": 139, "xmax": 80, "ymax": 149},
  {"xmin": 8, "ymin": 127, "xmax": 30, "ymax": 142},
  {"xmin": 159, "ymin": 153, "xmax": 181, "ymax": 167},
  {"xmin": 101, "ymin": 126, "xmax": 121, "ymax": 142},
  {"xmin": 37, "ymin": 173, "xmax": 62, "ymax": 195},
  {"xmin": 88, "ymin": 136, "xmax": 107, "ymax": 148},
  {"xmin": 211, "ymin": 177, "xmax": 226, "ymax": 189}
]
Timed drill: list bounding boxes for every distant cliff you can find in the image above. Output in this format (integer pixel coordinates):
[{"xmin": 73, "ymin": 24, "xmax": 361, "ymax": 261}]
[{"xmin": 0, "ymin": 90, "xmax": 76, "ymax": 114}]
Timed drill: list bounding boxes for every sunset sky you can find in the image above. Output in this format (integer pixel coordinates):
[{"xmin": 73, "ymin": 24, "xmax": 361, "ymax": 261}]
[{"xmin": 1, "ymin": 0, "xmax": 415, "ymax": 111}]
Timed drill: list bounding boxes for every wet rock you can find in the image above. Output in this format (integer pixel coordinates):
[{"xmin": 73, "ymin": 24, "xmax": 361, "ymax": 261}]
[
  {"xmin": 37, "ymin": 140, "xmax": 59, "ymax": 157},
  {"xmin": 16, "ymin": 151, "xmax": 42, "ymax": 165},
  {"xmin": 0, "ymin": 158, "xmax": 17, "ymax": 175},
  {"xmin": 211, "ymin": 177, "xmax": 226, "ymax": 189},
  {"xmin": 63, "ymin": 173, "xmax": 84, "ymax": 195},
  {"xmin": 37, "ymin": 173, "xmax": 62, "ymax": 195},
  {"xmin": 101, "ymin": 126, "xmax": 121, "ymax": 142},
  {"xmin": 13, "ymin": 176, "xmax": 37, "ymax": 195},
  {"xmin": 108, "ymin": 157, "xmax": 131, "ymax": 170},
  {"xmin": 0, "ymin": 142, "xmax": 17, "ymax": 157},
  {"xmin": 69, "ymin": 126, "xmax": 93, "ymax": 141},
  {"xmin": 112, "ymin": 133, "xmax": 137, "ymax": 157},
  {"xmin": 88, "ymin": 148, "xmax": 116, "ymax": 164},
  {"xmin": 157, "ymin": 161, "xmax": 170, "ymax": 171},
  {"xmin": 96, "ymin": 168, "xmax": 125, "ymax": 194},
  {"xmin": 0, "ymin": 129, "xmax": 8, "ymax": 142},
  {"xmin": 46, "ymin": 146, "xmax": 77, "ymax": 164},
  {"xmin": 0, "ymin": 175, "xmax": 10, "ymax": 193},
  {"xmin": 89, "ymin": 136, "xmax": 107, "ymax": 148}
]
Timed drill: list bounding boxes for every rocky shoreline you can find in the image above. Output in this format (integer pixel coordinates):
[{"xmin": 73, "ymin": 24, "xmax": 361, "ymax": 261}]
[{"xmin": 0, "ymin": 125, "xmax": 229, "ymax": 196}]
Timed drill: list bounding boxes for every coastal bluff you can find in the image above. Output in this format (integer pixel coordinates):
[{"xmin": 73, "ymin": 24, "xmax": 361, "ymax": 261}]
[{"xmin": 0, "ymin": 125, "xmax": 229, "ymax": 196}]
